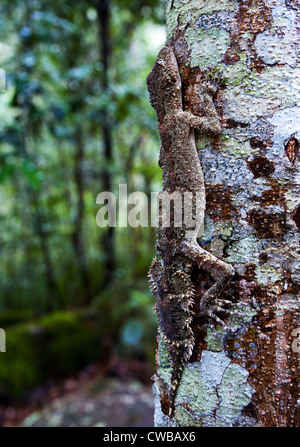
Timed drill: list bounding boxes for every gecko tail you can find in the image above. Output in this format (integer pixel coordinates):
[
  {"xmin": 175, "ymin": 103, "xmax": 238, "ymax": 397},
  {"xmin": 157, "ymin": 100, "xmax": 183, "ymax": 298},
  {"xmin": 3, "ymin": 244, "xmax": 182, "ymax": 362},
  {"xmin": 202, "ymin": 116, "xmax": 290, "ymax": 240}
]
[{"xmin": 168, "ymin": 348, "xmax": 185, "ymax": 417}]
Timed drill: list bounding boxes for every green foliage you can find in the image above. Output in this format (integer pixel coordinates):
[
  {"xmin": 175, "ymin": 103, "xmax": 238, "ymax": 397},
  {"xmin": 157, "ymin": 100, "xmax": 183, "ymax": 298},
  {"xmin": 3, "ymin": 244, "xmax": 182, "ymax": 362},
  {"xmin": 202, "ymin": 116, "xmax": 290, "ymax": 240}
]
[
  {"xmin": 93, "ymin": 279, "xmax": 157, "ymax": 360},
  {"xmin": 0, "ymin": 323, "xmax": 43, "ymax": 398},
  {"xmin": 0, "ymin": 0, "xmax": 164, "ymax": 312},
  {"xmin": 0, "ymin": 310, "xmax": 35, "ymax": 328},
  {"xmin": 0, "ymin": 0, "xmax": 164, "ymax": 399},
  {"xmin": 0, "ymin": 304, "xmax": 157, "ymax": 399},
  {"xmin": 0, "ymin": 310, "xmax": 105, "ymax": 399},
  {"xmin": 37, "ymin": 311, "xmax": 103, "ymax": 376}
]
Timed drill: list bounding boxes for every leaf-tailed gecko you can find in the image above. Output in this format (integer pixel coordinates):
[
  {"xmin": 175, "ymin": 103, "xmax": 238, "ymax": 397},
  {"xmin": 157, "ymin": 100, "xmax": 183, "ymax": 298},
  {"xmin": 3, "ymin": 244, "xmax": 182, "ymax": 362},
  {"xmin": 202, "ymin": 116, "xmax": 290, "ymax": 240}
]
[{"xmin": 147, "ymin": 45, "xmax": 235, "ymax": 417}]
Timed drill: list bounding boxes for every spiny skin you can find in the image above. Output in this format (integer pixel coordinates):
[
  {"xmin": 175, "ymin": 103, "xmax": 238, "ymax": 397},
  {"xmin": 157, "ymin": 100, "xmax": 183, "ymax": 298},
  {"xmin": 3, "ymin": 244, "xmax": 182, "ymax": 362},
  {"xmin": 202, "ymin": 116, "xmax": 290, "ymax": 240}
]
[
  {"xmin": 147, "ymin": 45, "xmax": 234, "ymax": 417},
  {"xmin": 149, "ymin": 258, "xmax": 195, "ymax": 416}
]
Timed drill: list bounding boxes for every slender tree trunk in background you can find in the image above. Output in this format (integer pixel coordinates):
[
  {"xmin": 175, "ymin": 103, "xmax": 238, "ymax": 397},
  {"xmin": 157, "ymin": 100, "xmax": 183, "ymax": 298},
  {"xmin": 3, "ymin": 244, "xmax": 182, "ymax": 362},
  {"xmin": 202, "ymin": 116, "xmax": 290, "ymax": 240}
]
[
  {"xmin": 30, "ymin": 193, "xmax": 60, "ymax": 311},
  {"xmin": 22, "ymin": 134, "xmax": 61, "ymax": 311},
  {"xmin": 153, "ymin": 0, "xmax": 300, "ymax": 427},
  {"xmin": 96, "ymin": 0, "xmax": 115, "ymax": 287},
  {"xmin": 72, "ymin": 127, "xmax": 92, "ymax": 304},
  {"xmin": 19, "ymin": 168, "xmax": 59, "ymax": 312}
]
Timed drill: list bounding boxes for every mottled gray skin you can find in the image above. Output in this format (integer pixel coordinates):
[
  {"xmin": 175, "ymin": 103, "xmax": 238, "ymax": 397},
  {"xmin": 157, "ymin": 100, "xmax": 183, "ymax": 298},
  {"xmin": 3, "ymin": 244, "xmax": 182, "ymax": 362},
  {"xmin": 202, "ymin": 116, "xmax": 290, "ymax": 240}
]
[{"xmin": 147, "ymin": 45, "xmax": 234, "ymax": 417}]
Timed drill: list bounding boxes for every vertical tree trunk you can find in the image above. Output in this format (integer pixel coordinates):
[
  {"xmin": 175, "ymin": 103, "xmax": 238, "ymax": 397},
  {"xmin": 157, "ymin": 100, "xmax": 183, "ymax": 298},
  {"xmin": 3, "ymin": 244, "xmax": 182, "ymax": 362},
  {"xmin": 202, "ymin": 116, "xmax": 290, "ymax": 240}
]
[
  {"xmin": 153, "ymin": 0, "xmax": 300, "ymax": 427},
  {"xmin": 96, "ymin": 0, "xmax": 115, "ymax": 287},
  {"xmin": 30, "ymin": 193, "xmax": 61, "ymax": 311},
  {"xmin": 72, "ymin": 126, "xmax": 92, "ymax": 304}
]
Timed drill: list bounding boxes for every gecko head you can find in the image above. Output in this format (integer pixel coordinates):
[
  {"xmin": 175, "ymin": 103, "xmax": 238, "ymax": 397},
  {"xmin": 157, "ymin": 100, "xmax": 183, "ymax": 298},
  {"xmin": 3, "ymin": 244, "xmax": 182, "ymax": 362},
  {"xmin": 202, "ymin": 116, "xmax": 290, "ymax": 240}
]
[{"xmin": 147, "ymin": 45, "xmax": 182, "ymax": 116}]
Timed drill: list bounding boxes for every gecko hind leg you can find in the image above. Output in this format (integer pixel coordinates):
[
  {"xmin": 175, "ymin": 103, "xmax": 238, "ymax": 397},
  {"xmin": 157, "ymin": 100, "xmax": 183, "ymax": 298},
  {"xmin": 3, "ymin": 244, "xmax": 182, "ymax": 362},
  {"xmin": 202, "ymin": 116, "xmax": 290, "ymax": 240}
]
[{"xmin": 180, "ymin": 239, "xmax": 234, "ymax": 326}]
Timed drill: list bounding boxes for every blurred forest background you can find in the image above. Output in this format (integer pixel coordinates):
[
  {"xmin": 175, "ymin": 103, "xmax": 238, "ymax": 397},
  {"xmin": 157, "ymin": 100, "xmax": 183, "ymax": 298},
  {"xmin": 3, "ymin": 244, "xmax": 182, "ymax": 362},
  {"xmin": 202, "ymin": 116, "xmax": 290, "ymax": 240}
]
[{"xmin": 0, "ymin": 0, "xmax": 165, "ymax": 426}]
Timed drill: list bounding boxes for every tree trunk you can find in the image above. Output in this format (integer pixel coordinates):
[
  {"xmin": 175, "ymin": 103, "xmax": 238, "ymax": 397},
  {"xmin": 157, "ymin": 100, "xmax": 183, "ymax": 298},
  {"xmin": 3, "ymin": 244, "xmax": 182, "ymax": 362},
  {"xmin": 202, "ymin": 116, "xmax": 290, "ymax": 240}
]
[
  {"xmin": 72, "ymin": 126, "xmax": 92, "ymax": 305},
  {"xmin": 153, "ymin": 0, "xmax": 300, "ymax": 427},
  {"xmin": 31, "ymin": 193, "xmax": 61, "ymax": 311},
  {"xmin": 96, "ymin": 0, "xmax": 115, "ymax": 287}
]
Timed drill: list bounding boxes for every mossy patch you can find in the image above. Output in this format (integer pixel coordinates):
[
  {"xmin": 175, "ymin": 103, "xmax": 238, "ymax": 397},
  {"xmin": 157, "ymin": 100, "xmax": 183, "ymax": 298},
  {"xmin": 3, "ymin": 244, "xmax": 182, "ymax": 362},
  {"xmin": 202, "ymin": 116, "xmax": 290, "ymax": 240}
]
[{"xmin": 0, "ymin": 310, "xmax": 104, "ymax": 399}]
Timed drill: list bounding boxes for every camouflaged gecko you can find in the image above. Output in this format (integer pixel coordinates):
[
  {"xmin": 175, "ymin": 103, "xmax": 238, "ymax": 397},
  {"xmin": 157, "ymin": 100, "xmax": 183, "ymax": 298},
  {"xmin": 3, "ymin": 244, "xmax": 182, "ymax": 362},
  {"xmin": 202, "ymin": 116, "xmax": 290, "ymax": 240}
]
[{"xmin": 147, "ymin": 45, "xmax": 235, "ymax": 417}]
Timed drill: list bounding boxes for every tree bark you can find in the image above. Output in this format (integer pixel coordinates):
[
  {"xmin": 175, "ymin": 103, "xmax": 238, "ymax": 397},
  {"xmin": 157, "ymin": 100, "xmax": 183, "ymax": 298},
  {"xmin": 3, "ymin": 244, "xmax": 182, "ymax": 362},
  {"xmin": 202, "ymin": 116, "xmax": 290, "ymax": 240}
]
[{"xmin": 153, "ymin": 0, "xmax": 300, "ymax": 427}]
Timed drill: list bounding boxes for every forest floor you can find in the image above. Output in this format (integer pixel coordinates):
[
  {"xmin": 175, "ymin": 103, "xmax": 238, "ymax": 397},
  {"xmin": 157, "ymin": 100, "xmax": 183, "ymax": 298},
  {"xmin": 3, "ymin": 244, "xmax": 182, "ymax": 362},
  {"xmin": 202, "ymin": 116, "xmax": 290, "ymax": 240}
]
[{"xmin": 0, "ymin": 356, "xmax": 155, "ymax": 427}]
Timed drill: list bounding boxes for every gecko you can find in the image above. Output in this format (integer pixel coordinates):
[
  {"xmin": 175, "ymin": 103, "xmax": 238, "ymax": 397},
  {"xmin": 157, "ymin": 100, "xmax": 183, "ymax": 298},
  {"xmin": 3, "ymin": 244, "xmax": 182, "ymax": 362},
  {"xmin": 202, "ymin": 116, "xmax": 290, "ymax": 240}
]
[{"xmin": 147, "ymin": 45, "xmax": 235, "ymax": 417}]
